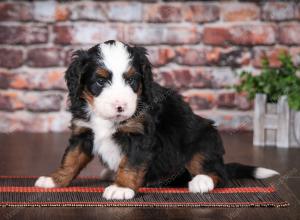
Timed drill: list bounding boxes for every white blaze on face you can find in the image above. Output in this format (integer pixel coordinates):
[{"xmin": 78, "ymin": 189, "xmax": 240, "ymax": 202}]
[{"xmin": 93, "ymin": 42, "xmax": 138, "ymax": 121}]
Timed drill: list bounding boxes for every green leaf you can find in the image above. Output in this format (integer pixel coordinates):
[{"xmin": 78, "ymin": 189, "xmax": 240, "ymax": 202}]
[{"xmin": 233, "ymin": 53, "xmax": 300, "ymax": 110}]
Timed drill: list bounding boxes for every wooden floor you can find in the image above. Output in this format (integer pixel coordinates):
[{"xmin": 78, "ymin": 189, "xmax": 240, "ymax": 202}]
[{"xmin": 0, "ymin": 132, "xmax": 299, "ymax": 220}]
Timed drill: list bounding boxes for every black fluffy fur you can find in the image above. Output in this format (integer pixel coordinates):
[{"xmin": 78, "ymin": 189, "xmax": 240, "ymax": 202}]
[{"xmin": 64, "ymin": 40, "xmax": 261, "ymax": 188}]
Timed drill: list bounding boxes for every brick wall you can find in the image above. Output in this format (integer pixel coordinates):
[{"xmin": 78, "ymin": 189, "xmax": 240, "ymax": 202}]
[{"xmin": 0, "ymin": 1, "xmax": 300, "ymax": 133}]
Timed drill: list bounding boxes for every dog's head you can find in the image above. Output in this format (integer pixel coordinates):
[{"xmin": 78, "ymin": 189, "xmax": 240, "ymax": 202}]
[{"xmin": 65, "ymin": 40, "xmax": 153, "ymax": 122}]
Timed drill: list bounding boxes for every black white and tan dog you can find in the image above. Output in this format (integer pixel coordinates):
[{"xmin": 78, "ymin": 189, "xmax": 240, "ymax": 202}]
[{"xmin": 35, "ymin": 40, "xmax": 279, "ymax": 200}]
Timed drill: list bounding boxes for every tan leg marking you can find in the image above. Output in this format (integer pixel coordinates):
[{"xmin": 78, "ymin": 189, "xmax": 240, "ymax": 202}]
[
  {"xmin": 185, "ymin": 153, "xmax": 220, "ymax": 186},
  {"xmin": 115, "ymin": 156, "xmax": 147, "ymax": 191},
  {"xmin": 185, "ymin": 153, "xmax": 205, "ymax": 176},
  {"xmin": 50, "ymin": 146, "xmax": 92, "ymax": 187}
]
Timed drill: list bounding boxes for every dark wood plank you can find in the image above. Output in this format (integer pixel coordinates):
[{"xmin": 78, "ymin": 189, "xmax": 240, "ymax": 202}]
[{"xmin": 0, "ymin": 132, "xmax": 299, "ymax": 220}]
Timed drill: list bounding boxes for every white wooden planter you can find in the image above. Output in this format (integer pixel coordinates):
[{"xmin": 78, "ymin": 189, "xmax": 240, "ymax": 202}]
[{"xmin": 254, "ymin": 94, "xmax": 300, "ymax": 148}]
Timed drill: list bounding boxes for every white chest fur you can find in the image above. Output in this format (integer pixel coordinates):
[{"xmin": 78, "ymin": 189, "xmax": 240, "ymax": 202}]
[
  {"xmin": 92, "ymin": 117, "xmax": 122, "ymax": 171},
  {"xmin": 74, "ymin": 116, "xmax": 122, "ymax": 171}
]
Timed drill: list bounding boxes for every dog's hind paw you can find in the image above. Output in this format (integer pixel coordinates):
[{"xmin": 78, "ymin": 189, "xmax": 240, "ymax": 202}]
[{"xmin": 188, "ymin": 174, "xmax": 214, "ymax": 193}]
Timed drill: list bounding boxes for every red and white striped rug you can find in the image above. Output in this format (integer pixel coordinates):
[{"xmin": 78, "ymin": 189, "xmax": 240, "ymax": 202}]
[{"xmin": 0, "ymin": 176, "xmax": 289, "ymax": 208}]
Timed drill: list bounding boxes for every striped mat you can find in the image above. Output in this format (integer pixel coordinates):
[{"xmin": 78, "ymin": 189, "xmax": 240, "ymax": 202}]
[{"xmin": 0, "ymin": 176, "xmax": 289, "ymax": 208}]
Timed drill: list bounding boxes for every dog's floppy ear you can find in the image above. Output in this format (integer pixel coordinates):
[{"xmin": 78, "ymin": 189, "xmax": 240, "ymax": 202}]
[
  {"xmin": 132, "ymin": 46, "xmax": 153, "ymax": 104},
  {"xmin": 65, "ymin": 50, "xmax": 89, "ymax": 104}
]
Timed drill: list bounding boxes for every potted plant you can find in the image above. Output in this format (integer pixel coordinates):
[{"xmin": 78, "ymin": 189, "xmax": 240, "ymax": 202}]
[{"xmin": 235, "ymin": 53, "xmax": 300, "ymax": 148}]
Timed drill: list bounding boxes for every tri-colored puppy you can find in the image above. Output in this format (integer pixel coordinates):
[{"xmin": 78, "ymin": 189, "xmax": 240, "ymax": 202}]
[{"xmin": 35, "ymin": 40, "xmax": 279, "ymax": 200}]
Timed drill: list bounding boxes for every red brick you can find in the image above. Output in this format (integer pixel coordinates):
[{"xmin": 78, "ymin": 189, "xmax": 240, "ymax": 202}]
[
  {"xmin": 126, "ymin": 24, "xmax": 201, "ymax": 45},
  {"xmin": 32, "ymin": 1, "xmax": 70, "ymax": 22},
  {"xmin": 204, "ymin": 24, "xmax": 276, "ymax": 46},
  {"xmin": 0, "ymin": 2, "xmax": 32, "ymax": 21},
  {"xmin": 0, "ymin": 71, "xmax": 26, "ymax": 90},
  {"xmin": 143, "ymin": 3, "xmax": 182, "ymax": 22},
  {"xmin": 279, "ymin": 23, "xmax": 300, "ymax": 45},
  {"xmin": 176, "ymin": 47, "xmax": 250, "ymax": 67},
  {"xmin": 54, "ymin": 24, "xmax": 122, "ymax": 45},
  {"xmin": 156, "ymin": 67, "xmax": 213, "ymax": 89},
  {"xmin": 0, "ymin": 92, "xmax": 24, "ymax": 111},
  {"xmin": 0, "ymin": 69, "xmax": 66, "ymax": 91},
  {"xmin": 0, "ymin": 48, "xmax": 24, "ymax": 68},
  {"xmin": 55, "ymin": 4, "xmax": 70, "ymax": 21},
  {"xmin": 217, "ymin": 92, "xmax": 236, "ymax": 109},
  {"xmin": 262, "ymin": 2, "xmax": 295, "ymax": 21},
  {"xmin": 0, "ymin": 91, "xmax": 63, "ymax": 112},
  {"xmin": 206, "ymin": 47, "xmax": 251, "ymax": 67},
  {"xmin": 198, "ymin": 111, "xmax": 253, "ymax": 131},
  {"xmin": 53, "ymin": 25, "xmax": 73, "ymax": 45},
  {"xmin": 183, "ymin": 3, "xmax": 219, "ymax": 23},
  {"xmin": 0, "ymin": 72, "xmax": 11, "ymax": 89},
  {"xmin": 147, "ymin": 47, "xmax": 176, "ymax": 67},
  {"xmin": 253, "ymin": 47, "xmax": 289, "ymax": 68},
  {"xmin": 230, "ymin": 24, "xmax": 277, "ymax": 46},
  {"xmin": 70, "ymin": 2, "xmax": 106, "ymax": 21},
  {"xmin": 24, "ymin": 93, "xmax": 63, "ymax": 112},
  {"xmin": 107, "ymin": 2, "xmax": 142, "ymax": 22},
  {"xmin": 182, "ymin": 90, "xmax": 216, "ymax": 110},
  {"xmin": 235, "ymin": 93, "xmax": 253, "ymax": 111},
  {"xmin": 0, "ymin": 25, "xmax": 48, "ymax": 45},
  {"xmin": 27, "ymin": 47, "xmax": 64, "ymax": 67},
  {"xmin": 203, "ymin": 27, "xmax": 231, "ymax": 46},
  {"xmin": 210, "ymin": 67, "xmax": 237, "ymax": 88},
  {"xmin": 33, "ymin": 1, "xmax": 55, "ymax": 22},
  {"xmin": 157, "ymin": 67, "xmax": 236, "ymax": 89},
  {"xmin": 176, "ymin": 47, "xmax": 207, "ymax": 66},
  {"xmin": 157, "ymin": 67, "xmax": 232, "ymax": 90},
  {"xmin": 217, "ymin": 92, "xmax": 253, "ymax": 110},
  {"xmin": 0, "ymin": 111, "xmax": 71, "ymax": 133},
  {"xmin": 221, "ymin": 3, "xmax": 260, "ymax": 21},
  {"xmin": 160, "ymin": 68, "xmax": 193, "ymax": 89},
  {"xmin": 153, "ymin": 69, "xmax": 173, "ymax": 88},
  {"xmin": 192, "ymin": 68, "xmax": 214, "ymax": 89}
]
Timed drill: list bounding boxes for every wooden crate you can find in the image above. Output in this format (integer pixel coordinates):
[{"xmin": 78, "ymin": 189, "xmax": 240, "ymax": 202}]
[{"xmin": 254, "ymin": 94, "xmax": 300, "ymax": 148}]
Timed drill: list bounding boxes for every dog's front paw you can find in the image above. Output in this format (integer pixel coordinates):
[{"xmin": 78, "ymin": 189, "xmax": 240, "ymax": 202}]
[
  {"xmin": 103, "ymin": 184, "xmax": 135, "ymax": 200},
  {"xmin": 35, "ymin": 176, "xmax": 56, "ymax": 188},
  {"xmin": 188, "ymin": 174, "xmax": 214, "ymax": 193}
]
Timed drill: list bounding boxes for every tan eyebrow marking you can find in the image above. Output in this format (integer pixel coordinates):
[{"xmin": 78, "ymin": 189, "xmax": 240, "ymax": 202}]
[
  {"xmin": 123, "ymin": 66, "xmax": 136, "ymax": 79},
  {"xmin": 96, "ymin": 68, "xmax": 110, "ymax": 78}
]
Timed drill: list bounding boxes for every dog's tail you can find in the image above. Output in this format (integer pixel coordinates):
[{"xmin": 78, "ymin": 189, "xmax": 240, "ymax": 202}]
[{"xmin": 225, "ymin": 163, "xmax": 279, "ymax": 179}]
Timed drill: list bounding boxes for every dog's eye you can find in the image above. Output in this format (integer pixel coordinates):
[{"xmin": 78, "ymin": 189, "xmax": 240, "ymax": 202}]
[
  {"xmin": 126, "ymin": 74, "xmax": 141, "ymax": 92},
  {"xmin": 89, "ymin": 78, "xmax": 107, "ymax": 96},
  {"xmin": 127, "ymin": 77, "xmax": 136, "ymax": 86},
  {"xmin": 127, "ymin": 73, "xmax": 141, "ymax": 86},
  {"xmin": 96, "ymin": 78, "xmax": 106, "ymax": 87}
]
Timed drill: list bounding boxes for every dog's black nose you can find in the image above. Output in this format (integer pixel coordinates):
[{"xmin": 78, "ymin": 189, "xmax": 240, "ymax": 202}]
[{"xmin": 117, "ymin": 106, "xmax": 124, "ymax": 113}]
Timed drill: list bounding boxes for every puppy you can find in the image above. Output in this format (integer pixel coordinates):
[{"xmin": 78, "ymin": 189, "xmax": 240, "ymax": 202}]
[{"xmin": 35, "ymin": 40, "xmax": 279, "ymax": 200}]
